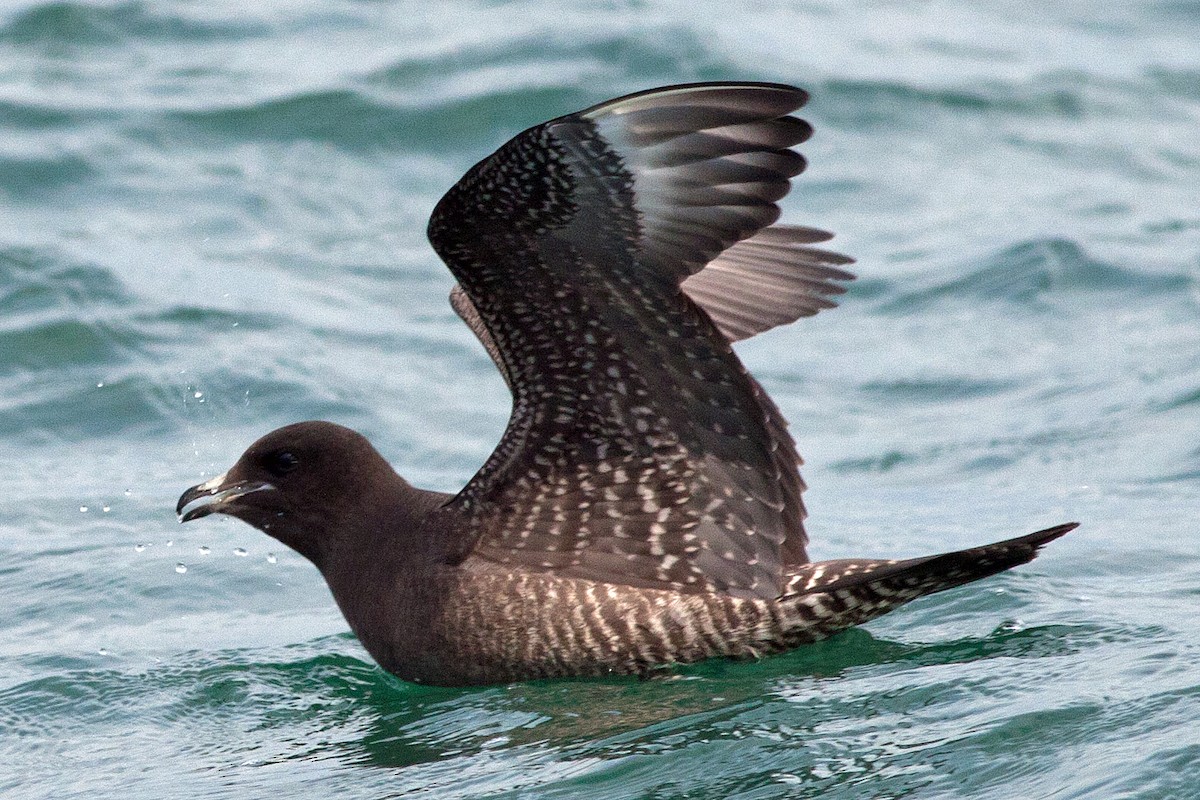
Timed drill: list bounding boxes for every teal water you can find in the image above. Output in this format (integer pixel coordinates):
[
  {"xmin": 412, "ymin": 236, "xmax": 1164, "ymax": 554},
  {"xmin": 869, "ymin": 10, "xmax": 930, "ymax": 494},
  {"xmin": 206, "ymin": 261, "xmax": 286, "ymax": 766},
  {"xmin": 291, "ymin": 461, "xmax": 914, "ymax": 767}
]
[{"xmin": 2, "ymin": 1, "xmax": 1199, "ymax": 797}]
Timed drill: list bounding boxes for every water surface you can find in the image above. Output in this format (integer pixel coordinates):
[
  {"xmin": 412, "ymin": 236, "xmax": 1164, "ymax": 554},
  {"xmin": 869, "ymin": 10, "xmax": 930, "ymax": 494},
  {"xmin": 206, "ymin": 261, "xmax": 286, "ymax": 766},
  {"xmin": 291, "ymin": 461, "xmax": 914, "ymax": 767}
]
[{"xmin": 2, "ymin": 1, "xmax": 1198, "ymax": 797}]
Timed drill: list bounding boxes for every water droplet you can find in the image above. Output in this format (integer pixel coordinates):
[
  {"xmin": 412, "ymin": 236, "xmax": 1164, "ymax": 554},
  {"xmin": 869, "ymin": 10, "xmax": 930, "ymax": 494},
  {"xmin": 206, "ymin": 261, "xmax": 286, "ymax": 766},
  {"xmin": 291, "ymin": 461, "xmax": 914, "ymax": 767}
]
[
  {"xmin": 124, "ymin": 489, "xmax": 132, "ymax": 497},
  {"xmin": 198, "ymin": 546, "xmax": 210, "ymax": 555},
  {"xmin": 98, "ymin": 648, "xmax": 109, "ymax": 656},
  {"xmin": 175, "ymin": 563, "xmax": 187, "ymax": 574},
  {"xmin": 134, "ymin": 544, "xmax": 146, "ymax": 553},
  {"xmin": 102, "ymin": 506, "xmax": 111, "ymax": 513},
  {"xmin": 96, "ymin": 382, "xmax": 105, "ymax": 388},
  {"xmin": 79, "ymin": 506, "xmax": 88, "ymax": 513},
  {"xmin": 193, "ymin": 391, "xmax": 204, "ymax": 399},
  {"xmin": 233, "ymin": 547, "xmax": 248, "ymax": 557},
  {"xmin": 166, "ymin": 539, "xmax": 174, "ymax": 547},
  {"xmin": 266, "ymin": 553, "xmax": 277, "ymax": 564}
]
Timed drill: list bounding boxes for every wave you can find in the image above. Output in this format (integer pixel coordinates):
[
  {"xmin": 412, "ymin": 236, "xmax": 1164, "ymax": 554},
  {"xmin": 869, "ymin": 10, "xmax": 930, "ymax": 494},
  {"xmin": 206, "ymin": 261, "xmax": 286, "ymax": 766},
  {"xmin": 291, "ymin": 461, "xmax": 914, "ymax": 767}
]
[
  {"xmin": 0, "ymin": 98, "xmax": 78, "ymax": 130},
  {"xmin": 0, "ymin": 0, "xmax": 268, "ymax": 46},
  {"xmin": 818, "ymin": 76, "xmax": 1089, "ymax": 129},
  {"xmin": 876, "ymin": 238, "xmax": 1192, "ymax": 311},
  {"xmin": 0, "ymin": 247, "xmax": 131, "ymax": 316},
  {"xmin": 0, "ymin": 153, "xmax": 95, "ymax": 201},
  {"xmin": 1147, "ymin": 66, "xmax": 1200, "ymax": 102},
  {"xmin": 159, "ymin": 27, "xmax": 732, "ymax": 153},
  {"xmin": 0, "ymin": 246, "xmax": 366, "ymax": 442},
  {"xmin": 167, "ymin": 89, "xmax": 423, "ymax": 152}
]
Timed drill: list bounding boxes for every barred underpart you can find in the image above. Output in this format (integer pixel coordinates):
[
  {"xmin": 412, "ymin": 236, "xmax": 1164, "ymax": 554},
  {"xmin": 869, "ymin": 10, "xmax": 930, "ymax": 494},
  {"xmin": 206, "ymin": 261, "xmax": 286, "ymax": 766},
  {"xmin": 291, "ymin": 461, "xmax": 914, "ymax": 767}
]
[{"xmin": 366, "ymin": 523, "xmax": 1077, "ymax": 685}]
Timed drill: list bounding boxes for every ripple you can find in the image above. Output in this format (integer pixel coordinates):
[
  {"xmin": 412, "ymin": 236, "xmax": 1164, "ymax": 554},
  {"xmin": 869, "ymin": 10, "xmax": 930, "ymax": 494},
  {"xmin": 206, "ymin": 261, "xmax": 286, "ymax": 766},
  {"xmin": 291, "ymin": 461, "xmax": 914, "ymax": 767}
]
[
  {"xmin": 827, "ymin": 416, "xmax": 1114, "ymax": 477},
  {"xmin": 830, "ymin": 450, "xmax": 918, "ymax": 475},
  {"xmin": 0, "ymin": 247, "xmax": 131, "ymax": 316},
  {"xmin": 0, "ymin": 351, "xmax": 327, "ymax": 442},
  {"xmin": 166, "ymin": 90, "xmax": 419, "ymax": 152},
  {"xmin": 366, "ymin": 26, "xmax": 720, "ymax": 108},
  {"xmin": 0, "ymin": 0, "xmax": 270, "ymax": 47},
  {"xmin": 0, "ymin": 153, "xmax": 96, "ymax": 202},
  {"xmin": 819, "ymin": 77, "xmax": 1088, "ymax": 129},
  {"xmin": 858, "ymin": 377, "xmax": 1018, "ymax": 403},
  {"xmin": 1151, "ymin": 385, "xmax": 1200, "ymax": 412},
  {"xmin": 166, "ymin": 86, "xmax": 591, "ymax": 154},
  {"xmin": 0, "ymin": 99, "xmax": 77, "ymax": 129},
  {"xmin": 161, "ymin": 28, "xmax": 726, "ymax": 155},
  {"xmin": 879, "ymin": 238, "xmax": 1191, "ymax": 311},
  {"xmin": 148, "ymin": 305, "xmax": 282, "ymax": 334},
  {"xmin": 0, "ymin": 318, "xmax": 133, "ymax": 372},
  {"xmin": 0, "ymin": 250, "xmax": 142, "ymax": 375}
]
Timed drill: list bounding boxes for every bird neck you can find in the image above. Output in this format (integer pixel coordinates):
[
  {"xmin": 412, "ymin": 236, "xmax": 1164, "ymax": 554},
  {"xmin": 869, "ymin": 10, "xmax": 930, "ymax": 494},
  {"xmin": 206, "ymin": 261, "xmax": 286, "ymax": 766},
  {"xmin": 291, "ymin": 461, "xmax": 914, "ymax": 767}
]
[
  {"xmin": 312, "ymin": 478, "xmax": 456, "ymax": 670},
  {"xmin": 315, "ymin": 476, "xmax": 453, "ymax": 600}
]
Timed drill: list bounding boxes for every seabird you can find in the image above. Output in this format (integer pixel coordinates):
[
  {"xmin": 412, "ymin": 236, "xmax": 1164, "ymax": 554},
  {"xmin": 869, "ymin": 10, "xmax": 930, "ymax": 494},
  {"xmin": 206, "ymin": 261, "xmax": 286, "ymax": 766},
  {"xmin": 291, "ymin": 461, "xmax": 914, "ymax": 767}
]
[{"xmin": 177, "ymin": 82, "xmax": 1077, "ymax": 686}]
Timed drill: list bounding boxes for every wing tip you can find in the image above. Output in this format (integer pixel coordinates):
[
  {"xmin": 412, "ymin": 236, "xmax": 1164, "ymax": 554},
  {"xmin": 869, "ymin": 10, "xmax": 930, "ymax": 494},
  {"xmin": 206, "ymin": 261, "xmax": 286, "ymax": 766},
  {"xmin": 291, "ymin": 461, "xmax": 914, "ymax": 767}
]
[{"xmin": 582, "ymin": 81, "xmax": 809, "ymax": 120}]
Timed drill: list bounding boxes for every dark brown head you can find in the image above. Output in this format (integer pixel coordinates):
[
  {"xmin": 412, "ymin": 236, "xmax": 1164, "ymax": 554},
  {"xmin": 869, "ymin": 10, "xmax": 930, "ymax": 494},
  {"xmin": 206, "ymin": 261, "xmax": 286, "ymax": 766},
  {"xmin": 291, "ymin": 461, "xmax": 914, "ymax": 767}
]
[{"xmin": 176, "ymin": 421, "xmax": 423, "ymax": 569}]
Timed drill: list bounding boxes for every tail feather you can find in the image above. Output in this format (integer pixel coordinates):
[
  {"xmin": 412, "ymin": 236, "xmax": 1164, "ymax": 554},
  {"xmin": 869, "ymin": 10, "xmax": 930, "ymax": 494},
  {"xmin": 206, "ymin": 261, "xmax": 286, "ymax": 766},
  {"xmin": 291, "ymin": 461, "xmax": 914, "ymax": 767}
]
[{"xmin": 775, "ymin": 523, "xmax": 1078, "ymax": 644}]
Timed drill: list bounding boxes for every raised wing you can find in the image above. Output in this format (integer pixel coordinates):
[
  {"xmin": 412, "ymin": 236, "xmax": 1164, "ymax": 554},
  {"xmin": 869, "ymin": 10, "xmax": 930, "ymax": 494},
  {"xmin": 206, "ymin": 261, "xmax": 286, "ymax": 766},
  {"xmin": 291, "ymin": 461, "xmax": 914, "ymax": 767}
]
[
  {"xmin": 428, "ymin": 82, "xmax": 851, "ymax": 600},
  {"xmin": 681, "ymin": 225, "xmax": 854, "ymax": 342},
  {"xmin": 452, "ymin": 224, "xmax": 852, "ymax": 365}
]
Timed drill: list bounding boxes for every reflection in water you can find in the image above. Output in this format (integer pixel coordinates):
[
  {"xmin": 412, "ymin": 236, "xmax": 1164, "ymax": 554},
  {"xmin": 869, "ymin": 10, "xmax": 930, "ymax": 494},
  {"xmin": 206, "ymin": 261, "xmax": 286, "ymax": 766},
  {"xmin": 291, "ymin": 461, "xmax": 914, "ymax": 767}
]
[{"xmin": 345, "ymin": 622, "xmax": 1105, "ymax": 770}]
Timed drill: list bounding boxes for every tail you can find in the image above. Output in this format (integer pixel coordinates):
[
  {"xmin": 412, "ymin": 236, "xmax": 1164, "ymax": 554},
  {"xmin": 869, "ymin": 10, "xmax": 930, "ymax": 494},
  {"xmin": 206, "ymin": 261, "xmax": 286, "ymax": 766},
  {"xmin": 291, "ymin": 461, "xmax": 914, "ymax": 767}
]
[{"xmin": 775, "ymin": 523, "xmax": 1078, "ymax": 644}]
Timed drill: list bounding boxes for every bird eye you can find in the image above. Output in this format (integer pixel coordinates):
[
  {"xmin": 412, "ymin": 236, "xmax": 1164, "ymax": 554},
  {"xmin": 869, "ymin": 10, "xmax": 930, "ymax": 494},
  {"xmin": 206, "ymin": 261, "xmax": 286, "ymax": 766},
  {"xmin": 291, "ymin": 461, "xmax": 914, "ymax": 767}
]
[{"xmin": 265, "ymin": 450, "xmax": 300, "ymax": 477}]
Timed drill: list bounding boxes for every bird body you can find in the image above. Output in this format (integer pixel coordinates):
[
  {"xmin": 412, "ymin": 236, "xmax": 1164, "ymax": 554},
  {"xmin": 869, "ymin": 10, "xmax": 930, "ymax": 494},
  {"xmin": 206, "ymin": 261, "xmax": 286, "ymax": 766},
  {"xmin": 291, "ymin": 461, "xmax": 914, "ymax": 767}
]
[
  {"xmin": 328, "ymin": 522, "xmax": 1074, "ymax": 686},
  {"xmin": 177, "ymin": 82, "xmax": 1076, "ymax": 686}
]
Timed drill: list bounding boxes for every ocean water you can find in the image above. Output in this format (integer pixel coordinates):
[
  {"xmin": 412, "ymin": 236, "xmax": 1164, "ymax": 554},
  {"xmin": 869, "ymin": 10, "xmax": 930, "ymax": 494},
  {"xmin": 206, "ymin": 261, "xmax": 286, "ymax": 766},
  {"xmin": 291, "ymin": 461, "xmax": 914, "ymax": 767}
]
[{"xmin": 2, "ymin": 0, "xmax": 1198, "ymax": 797}]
